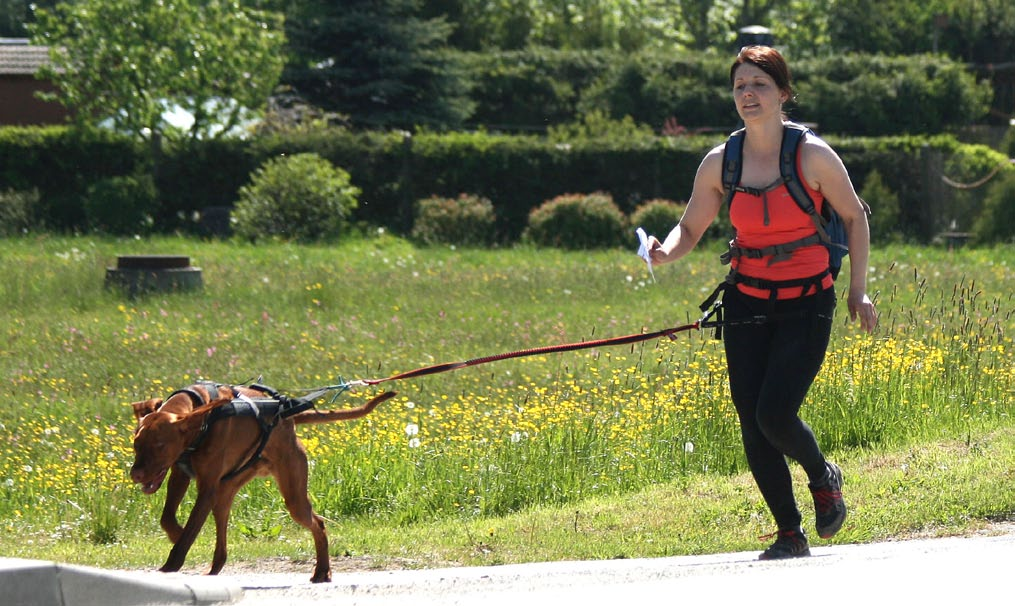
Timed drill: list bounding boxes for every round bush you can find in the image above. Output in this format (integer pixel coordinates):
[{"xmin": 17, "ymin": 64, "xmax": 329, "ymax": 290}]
[
  {"xmin": 84, "ymin": 174, "xmax": 157, "ymax": 235},
  {"xmin": 629, "ymin": 198, "xmax": 685, "ymax": 242},
  {"xmin": 411, "ymin": 193, "xmax": 497, "ymax": 247},
  {"xmin": 232, "ymin": 153, "xmax": 359, "ymax": 242},
  {"xmin": 523, "ymin": 192, "xmax": 627, "ymax": 249}
]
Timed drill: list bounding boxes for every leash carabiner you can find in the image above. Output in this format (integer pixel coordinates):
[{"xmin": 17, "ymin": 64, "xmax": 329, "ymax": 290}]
[{"xmin": 697, "ymin": 299, "xmax": 725, "ymax": 339}]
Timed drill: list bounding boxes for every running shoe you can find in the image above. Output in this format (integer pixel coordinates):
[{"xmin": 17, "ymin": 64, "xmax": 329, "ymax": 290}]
[
  {"xmin": 758, "ymin": 528, "xmax": 811, "ymax": 560},
  {"xmin": 810, "ymin": 461, "xmax": 847, "ymax": 539}
]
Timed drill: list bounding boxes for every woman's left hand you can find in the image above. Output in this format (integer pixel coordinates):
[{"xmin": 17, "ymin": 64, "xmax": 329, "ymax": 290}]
[{"xmin": 848, "ymin": 292, "xmax": 877, "ymax": 333}]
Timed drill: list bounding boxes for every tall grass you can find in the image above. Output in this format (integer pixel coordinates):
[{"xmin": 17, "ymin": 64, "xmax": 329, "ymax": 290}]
[{"xmin": 1, "ymin": 235, "xmax": 1012, "ymax": 555}]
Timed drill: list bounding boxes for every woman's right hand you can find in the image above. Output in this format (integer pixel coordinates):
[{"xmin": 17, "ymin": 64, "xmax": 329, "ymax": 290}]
[{"xmin": 646, "ymin": 234, "xmax": 667, "ymax": 264}]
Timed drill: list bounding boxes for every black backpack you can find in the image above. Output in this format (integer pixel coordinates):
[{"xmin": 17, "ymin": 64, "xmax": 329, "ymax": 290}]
[{"xmin": 720, "ymin": 122, "xmax": 860, "ymax": 279}]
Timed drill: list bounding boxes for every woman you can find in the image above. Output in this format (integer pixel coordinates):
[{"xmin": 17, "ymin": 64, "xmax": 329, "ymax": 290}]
[{"xmin": 646, "ymin": 46, "xmax": 877, "ymax": 559}]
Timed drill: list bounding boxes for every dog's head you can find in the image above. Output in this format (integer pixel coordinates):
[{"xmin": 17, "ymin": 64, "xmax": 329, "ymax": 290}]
[{"xmin": 129, "ymin": 410, "xmax": 195, "ymax": 494}]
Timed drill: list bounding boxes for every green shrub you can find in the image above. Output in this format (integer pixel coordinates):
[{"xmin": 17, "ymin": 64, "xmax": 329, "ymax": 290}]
[
  {"xmin": 523, "ymin": 192, "xmax": 627, "ymax": 249},
  {"xmin": 1001, "ymin": 127, "xmax": 1015, "ymax": 158},
  {"xmin": 973, "ymin": 169, "xmax": 1015, "ymax": 244},
  {"xmin": 0, "ymin": 188, "xmax": 41, "ymax": 235},
  {"xmin": 547, "ymin": 110, "xmax": 656, "ymax": 144},
  {"xmin": 0, "ymin": 125, "xmax": 140, "ymax": 231},
  {"xmin": 83, "ymin": 174, "xmax": 157, "ymax": 235},
  {"xmin": 411, "ymin": 193, "xmax": 497, "ymax": 247},
  {"xmin": 629, "ymin": 198, "xmax": 685, "ymax": 241},
  {"xmin": 860, "ymin": 169, "xmax": 901, "ymax": 243},
  {"xmin": 793, "ymin": 54, "xmax": 992, "ymax": 135},
  {"xmin": 458, "ymin": 48, "xmax": 613, "ymax": 130},
  {"xmin": 456, "ymin": 49, "xmax": 989, "ymax": 136},
  {"xmin": 231, "ymin": 153, "xmax": 359, "ymax": 242}
]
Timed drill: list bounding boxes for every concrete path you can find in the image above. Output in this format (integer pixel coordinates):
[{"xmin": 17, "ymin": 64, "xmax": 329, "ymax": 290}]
[
  {"xmin": 228, "ymin": 529, "xmax": 1014, "ymax": 605},
  {"xmin": 0, "ymin": 558, "xmax": 241, "ymax": 606},
  {"xmin": 3, "ymin": 527, "xmax": 1012, "ymax": 606}
]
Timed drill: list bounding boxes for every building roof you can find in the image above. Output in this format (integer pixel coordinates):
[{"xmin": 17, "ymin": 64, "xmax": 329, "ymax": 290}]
[{"xmin": 0, "ymin": 39, "xmax": 51, "ymax": 75}]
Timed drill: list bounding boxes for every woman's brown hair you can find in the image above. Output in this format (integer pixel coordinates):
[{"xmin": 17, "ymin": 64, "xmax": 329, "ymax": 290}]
[{"xmin": 730, "ymin": 45, "xmax": 794, "ymax": 100}]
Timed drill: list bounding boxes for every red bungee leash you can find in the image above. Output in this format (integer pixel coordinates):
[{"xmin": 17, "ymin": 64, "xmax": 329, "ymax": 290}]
[{"xmin": 351, "ymin": 303, "xmax": 724, "ymax": 387}]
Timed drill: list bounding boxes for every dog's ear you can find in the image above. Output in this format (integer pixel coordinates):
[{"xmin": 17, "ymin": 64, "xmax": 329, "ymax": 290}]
[{"xmin": 130, "ymin": 398, "xmax": 163, "ymax": 422}]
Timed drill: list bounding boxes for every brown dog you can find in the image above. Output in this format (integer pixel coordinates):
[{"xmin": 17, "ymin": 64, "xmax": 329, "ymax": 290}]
[
  {"xmin": 129, "ymin": 383, "xmax": 395, "ymax": 582},
  {"xmin": 130, "ymin": 382, "xmax": 271, "ymax": 545}
]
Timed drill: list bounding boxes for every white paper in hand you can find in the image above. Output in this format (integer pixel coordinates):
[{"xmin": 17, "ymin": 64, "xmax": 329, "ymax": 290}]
[{"xmin": 635, "ymin": 227, "xmax": 656, "ymax": 283}]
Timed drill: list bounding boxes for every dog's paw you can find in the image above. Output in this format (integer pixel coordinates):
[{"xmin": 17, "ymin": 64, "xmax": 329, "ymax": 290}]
[{"xmin": 310, "ymin": 571, "xmax": 332, "ymax": 583}]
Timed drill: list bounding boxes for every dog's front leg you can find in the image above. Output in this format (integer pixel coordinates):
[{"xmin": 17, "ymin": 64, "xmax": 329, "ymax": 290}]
[
  {"xmin": 208, "ymin": 479, "xmax": 246, "ymax": 576},
  {"xmin": 160, "ymin": 483, "xmax": 216, "ymax": 573},
  {"xmin": 160, "ymin": 468, "xmax": 191, "ymax": 543}
]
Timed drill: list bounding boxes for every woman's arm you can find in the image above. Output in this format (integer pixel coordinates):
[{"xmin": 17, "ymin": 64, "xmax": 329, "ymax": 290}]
[
  {"xmin": 648, "ymin": 145, "xmax": 725, "ymax": 265},
  {"xmin": 802, "ymin": 139, "xmax": 878, "ymax": 332}
]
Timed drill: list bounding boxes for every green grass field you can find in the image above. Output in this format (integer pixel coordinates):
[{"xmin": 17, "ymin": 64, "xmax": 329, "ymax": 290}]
[{"xmin": 1, "ymin": 234, "xmax": 1012, "ymax": 571}]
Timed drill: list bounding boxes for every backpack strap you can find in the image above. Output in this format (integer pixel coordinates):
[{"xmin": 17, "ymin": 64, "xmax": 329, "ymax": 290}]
[
  {"xmin": 779, "ymin": 122, "xmax": 848, "ymax": 251},
  {"xmin": 721, "ymin": 127, "xmax": 746, "ymax": 210},
  {"xmin": 715, "ymin": 122, "xmax": 839, "ymax": 300},
  {"xmin": 724, "ymin": 122, "xmax": 849, "ymax": 257}
]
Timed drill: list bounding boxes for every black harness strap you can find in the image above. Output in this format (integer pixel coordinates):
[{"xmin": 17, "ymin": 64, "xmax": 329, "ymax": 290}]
[
  {"xmin": 697, "ymin": 269, "xmax": 830, "ymax": 341},
  {"xmin": 176, "ymin": 388, "xmax": 317, "ymax": 481},
  {"xmin": 166, "ymin": 388, "xmax": 206, "ymax": 408},
  {"xmin": 729, "ymin": 269, "xmax": 831, "ymax": 301},
  {"xmin": 721, "ymin": 232, "xmax": 825, "ymax": 266},
  {"xmin": 714, "ymin": 124, "xmax": 845, "ymax": 314},
  {"xmin": 166, "ymin": 380, "xmax": 236, "ymax": 409}
]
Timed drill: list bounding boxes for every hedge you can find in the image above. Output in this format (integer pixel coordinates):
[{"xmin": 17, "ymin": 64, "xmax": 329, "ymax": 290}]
[
  {"xmin": 1, "ymin": 125, "xmax": 1007, "ymax": 243},
  {"xmin": 457, "ymin": 49, "xmax": 993, "ymax": 136},
  {"xmin": 0, "ymin": 126, "xmax": 140, "ymax": 231}
]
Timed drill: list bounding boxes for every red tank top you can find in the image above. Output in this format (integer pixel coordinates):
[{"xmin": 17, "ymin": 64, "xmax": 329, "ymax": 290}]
[{"xmin": 728, "ymin": 169, "xmax": 833, "ymax": 300}]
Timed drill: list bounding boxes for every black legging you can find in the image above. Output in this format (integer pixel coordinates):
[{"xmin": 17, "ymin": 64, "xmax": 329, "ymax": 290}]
[{"xmin": 722, "ymin": 285, "xmax": 835, "ymax": 531}]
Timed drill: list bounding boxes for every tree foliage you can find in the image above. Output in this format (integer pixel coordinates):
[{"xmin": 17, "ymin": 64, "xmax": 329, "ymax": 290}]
[
  {"xmin": 827, "ymin": 0, "xmax": 949, "ymax": 55},
  {"xmin": 939, "ymin": 0, "xmax": 1015, "ymax": 63},
  {"xmin": 284, "ymin": 0, "xmax": 472, "ymax": 130},
  {"xmin": 0, "ymin": 0, "xmax": 28, "ymax": 36},
  {"xmin": 413, "ymin": 0, "xmax": 1015, "ymax": 68},
  {"xmin": 30, "ymin": 0, "xmax": 285, "ymax": 141}
]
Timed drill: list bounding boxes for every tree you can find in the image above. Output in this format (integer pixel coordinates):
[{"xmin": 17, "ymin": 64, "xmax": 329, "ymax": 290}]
[
  {"xmin": 768, "ymin": 0, "xmax": 833, "ymax": 57},
  {"xmin": 0, "ymin": 0, "xmax": 59, "ymax": 37},
  {"xmin": 677, "ymin": 0, "xmax": 721, "ymax": 50},
  {"xmin": 940, "ymin": 0, "xmax": 1015, "ymax": 63},
  {"xmin": 29, "ymin": 0, "xmax": 285, "ymax": 141},
  {"xmin": 0, "ymin": 0, "xmax": 27, "ymax": 36},
  {"xmin": 420, "ymin": 1, "xmax": 682, "ymax": 52},
  {"xmin": 827, "ymin": 0, "xmax": 950, "ymax": 55},
  {"xmin": 735, "ymin": 0, "xmax": 781, "ymax": 29},
  {"xmin": 284, "ymin": 0, "xmax": 472, "ymax": 130}
]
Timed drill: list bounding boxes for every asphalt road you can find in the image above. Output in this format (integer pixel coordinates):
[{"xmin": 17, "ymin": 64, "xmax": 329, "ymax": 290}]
[{"xmin": 226, "ymin": 526, "xmax": 1015, "ymax": 606}]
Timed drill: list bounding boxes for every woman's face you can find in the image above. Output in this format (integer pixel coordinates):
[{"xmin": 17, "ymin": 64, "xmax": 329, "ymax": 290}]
[{"xmin": 732, "ymin": 63, "xmax": 787, "ymax": 121}]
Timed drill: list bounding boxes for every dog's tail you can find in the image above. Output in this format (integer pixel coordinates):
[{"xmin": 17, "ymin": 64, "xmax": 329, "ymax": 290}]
[{"xmin": 292, "ymin": 391, "xmax": 396, "ymax": 425}]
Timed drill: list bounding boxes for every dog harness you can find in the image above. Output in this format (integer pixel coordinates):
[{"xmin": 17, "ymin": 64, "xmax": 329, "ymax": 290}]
[
  {"xmin": 175, "ymin": 383, "xmax": 316, "ymax": 481},
  {"xmin": 167, "ymin": 380, "xmax": 235, "ymax": 408}
]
